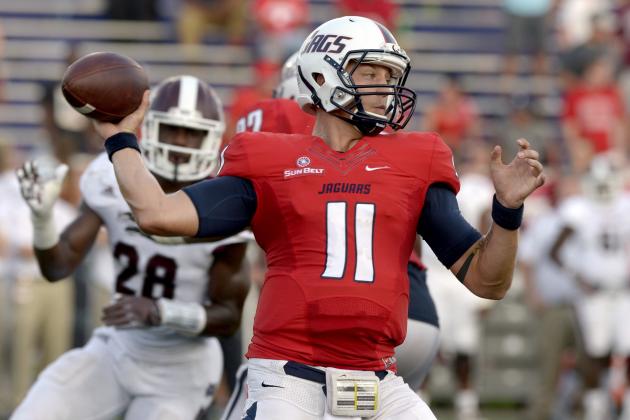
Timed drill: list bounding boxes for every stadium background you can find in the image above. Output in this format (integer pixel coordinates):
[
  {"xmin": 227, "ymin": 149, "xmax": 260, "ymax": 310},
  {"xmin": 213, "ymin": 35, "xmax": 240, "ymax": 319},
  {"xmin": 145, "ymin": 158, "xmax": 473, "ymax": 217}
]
[{"xmin": 0, "ymin": 0, "xmax": 625, "ymax": 419}]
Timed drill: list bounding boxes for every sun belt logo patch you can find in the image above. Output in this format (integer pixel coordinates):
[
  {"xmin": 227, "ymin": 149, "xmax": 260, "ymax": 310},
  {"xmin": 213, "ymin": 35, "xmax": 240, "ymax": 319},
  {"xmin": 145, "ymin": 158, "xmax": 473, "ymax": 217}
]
[
  {"xmin": 297, "ymin": 156, "xmax": 311, "ymax": 167},
  {"xmin": 284, "ymin": 155, "xmax": 324, "ymax": 179}
]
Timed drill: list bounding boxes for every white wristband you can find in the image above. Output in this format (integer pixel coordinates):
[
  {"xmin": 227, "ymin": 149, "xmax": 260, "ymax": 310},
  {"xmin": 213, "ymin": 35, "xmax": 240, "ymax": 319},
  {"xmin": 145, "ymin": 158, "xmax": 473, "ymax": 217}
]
[
  {"xmin": 31, "ymin": 213, "xmax": 59, "ymax": 250},
  {"xmin": 157, "ymin": 298, "xmax": 207, "ymax": 336}
]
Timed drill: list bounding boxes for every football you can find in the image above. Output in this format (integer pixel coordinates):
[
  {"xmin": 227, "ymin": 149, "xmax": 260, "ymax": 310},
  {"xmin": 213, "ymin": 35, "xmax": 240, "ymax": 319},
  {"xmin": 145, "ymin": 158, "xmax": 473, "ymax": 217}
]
[{"xmin": 61, "ymin": 52, "xmax": 149, "ymax": 122}]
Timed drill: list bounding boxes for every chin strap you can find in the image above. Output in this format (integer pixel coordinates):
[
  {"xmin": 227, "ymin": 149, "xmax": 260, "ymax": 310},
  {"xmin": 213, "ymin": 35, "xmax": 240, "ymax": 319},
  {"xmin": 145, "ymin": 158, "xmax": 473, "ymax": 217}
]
[{"xmin": 332, "ymin": 113, "xmax": 386, "ymax": 136}]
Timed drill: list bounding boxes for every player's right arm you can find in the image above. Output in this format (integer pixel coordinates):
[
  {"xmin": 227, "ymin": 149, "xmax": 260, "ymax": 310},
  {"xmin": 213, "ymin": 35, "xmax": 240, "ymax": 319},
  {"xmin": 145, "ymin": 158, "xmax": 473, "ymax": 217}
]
[
  {"xmin": 89, "ymin": 91, "xmax": 195, "ymax": 236},
  {"xmin": 17, "ymin": 161, "xmax": 103, "ymax": 281},
  {"xmin": 107, "ymin": 146, "xmax": 201, "ymax": 236}
]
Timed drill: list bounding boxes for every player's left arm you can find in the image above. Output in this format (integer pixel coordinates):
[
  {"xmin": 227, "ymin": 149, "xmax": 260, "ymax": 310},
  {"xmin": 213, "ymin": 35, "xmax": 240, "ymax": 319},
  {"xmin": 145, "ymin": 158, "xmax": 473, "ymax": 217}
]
[
  {"xmin": 201, "ymin": 242, "xmax": 250, "ymax": 336},
  {"xmin": 420, "ymin": 139, "xmax": 544, "ymax": 300},
  {"xmin": 450, "ymin": 139, "xmax": 544, "ymax": 299}
]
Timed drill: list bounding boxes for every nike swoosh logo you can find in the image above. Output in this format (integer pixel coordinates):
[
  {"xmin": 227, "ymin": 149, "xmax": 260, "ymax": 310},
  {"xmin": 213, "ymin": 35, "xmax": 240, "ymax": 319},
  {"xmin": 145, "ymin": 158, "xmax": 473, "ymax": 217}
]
[
  {"xmin": 365, "ymin": 165, "xmax": 390, "ymax": 171},
  {"xmin": 261, "ymin": 382, "xmax": 284, "ymax": 388}
]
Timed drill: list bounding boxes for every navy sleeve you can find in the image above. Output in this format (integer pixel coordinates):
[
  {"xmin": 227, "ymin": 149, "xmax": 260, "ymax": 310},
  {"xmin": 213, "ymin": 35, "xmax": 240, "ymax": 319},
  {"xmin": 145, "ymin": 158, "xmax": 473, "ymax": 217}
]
[
  {"xmin": 417, "ymin": 184, "xmax": 482, "ymax": 268},
  {"xmin": 182, "ymin": 176, "xmax": 257, "ymax": 238}
]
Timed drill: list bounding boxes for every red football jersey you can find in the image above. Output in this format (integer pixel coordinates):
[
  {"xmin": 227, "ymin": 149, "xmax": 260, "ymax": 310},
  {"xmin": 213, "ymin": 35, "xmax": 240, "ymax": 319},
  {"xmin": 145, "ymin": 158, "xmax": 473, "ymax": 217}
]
[
  {"xmin": 235, "ymin": 98, "xmax": 314, "ymax": 135},
  {"xmin": 220, "ymin": 131, "xmax": 458, "ymax": 371},
  {"xmin": 236, "ymin": 98, "xmax": 427, "ymax": 272}
]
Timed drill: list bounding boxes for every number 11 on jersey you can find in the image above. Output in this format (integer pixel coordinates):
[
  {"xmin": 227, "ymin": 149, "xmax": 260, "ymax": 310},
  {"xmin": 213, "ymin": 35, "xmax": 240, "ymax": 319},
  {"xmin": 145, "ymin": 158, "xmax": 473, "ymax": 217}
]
[{"xmin": 322, "ymin": 202, "xmax": 375, "ymax": 282}]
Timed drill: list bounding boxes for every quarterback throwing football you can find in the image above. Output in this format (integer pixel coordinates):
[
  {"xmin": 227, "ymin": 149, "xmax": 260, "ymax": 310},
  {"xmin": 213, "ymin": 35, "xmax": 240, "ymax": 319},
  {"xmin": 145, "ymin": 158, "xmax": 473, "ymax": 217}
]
[{"xmin": 94, "ymin": 16, "xmax": 544, "ymax": 420}]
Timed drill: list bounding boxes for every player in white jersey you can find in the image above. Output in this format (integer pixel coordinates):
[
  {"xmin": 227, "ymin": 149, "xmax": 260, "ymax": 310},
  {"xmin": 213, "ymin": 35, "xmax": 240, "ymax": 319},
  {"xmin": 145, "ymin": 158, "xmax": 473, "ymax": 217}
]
[
  {"xmin": 550, "ymin": 154, "xmax": 630, "ymax": 420},
  {"xmin": 11, "ymin": 75, "xmax": 251, "ymax": 420}
]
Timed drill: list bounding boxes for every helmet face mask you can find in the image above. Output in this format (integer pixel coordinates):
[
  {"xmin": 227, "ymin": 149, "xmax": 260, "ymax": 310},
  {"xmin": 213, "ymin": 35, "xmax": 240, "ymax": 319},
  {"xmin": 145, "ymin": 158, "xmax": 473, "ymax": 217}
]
[
  {"xmin": 141, "ymin": 75, "xmax": 225, "ymax": 182},
  {"xmin": 295, "ymin": 16, "xmax": 417, "ymax": 135},
  {"xmin": 326, "ymin": 49, "xmax": 416, "ymax": 133}
]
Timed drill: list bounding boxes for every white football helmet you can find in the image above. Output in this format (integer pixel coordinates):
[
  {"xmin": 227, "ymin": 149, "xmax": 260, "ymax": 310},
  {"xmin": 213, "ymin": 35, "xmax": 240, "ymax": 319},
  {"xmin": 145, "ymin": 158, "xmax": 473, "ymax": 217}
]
[
  {"xmin": 295, "ymin": 16, "xmax": 416, "ymax": 135},
  {"xmin": 582, "ymin": 154, "xmax": 624, "ymax": 203},
  {"xmin": 273, "ymin": 52, "xmax": 300, "ymax": 100},
  {"xmin": 141, "ymin": 75, "xmax": 225, "ymax": 182}
]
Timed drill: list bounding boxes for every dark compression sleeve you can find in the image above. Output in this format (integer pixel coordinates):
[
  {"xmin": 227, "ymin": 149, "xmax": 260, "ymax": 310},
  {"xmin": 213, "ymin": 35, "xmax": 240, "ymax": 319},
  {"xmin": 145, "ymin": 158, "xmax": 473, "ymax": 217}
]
[
  {"xmin": 417, "ymin": 184, "xmax": 482, "ymax": 268},
  {"xmin": 182, "ymin": 176, "xmax": 257, "ymax": 238}
]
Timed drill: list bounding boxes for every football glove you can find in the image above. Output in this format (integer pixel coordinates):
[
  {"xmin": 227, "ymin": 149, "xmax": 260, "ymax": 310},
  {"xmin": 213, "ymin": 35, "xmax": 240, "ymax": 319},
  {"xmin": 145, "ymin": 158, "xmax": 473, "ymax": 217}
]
[
  {"xmin": 16, "ymin": 159, "xmax": 69, "ymax": 249},
  {"xmin": 17, "ymin": 159, "xmax": 68, "ymax": 219}
]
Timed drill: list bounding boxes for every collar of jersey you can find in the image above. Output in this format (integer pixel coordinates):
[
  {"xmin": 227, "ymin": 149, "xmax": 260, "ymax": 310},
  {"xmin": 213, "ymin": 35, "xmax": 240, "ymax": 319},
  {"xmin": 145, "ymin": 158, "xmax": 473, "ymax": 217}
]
[{"xmin": 309, "ymin": 136, "xmax": 377, "ymax": 174}]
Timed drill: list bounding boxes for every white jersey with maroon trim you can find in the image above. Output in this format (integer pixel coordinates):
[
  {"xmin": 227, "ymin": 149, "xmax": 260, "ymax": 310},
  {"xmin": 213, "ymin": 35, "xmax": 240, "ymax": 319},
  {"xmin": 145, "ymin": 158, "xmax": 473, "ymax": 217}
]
[{"xmin": 80, "ymin": 153, "xmax": 250, "ymax": 361}]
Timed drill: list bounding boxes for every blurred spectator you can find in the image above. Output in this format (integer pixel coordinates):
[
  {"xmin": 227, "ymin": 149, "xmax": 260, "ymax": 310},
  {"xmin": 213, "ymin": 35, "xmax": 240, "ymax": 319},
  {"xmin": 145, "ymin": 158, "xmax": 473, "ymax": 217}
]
[
  {"xmin": 251, "ymin": 0, "xmax": 309, "ymax": 63},
  {"xmin": 562, "ymin": 56, "xmax": 626, "ymax": 172},
  {"xmin": 502, "ymin": 0, "xmax": 557, "ymax": 76},
  {"xmin": 499, "ymin": 95, "xmax": 557, "ymax": 165},
  {"xmin": 106, "ymin": 0, "xmax": 159, "ymax": 20},
  {"xmin": 224, "ymin": 60, "xmax": 280, "ymax": 140},
  {"xmin": 0, "ymin": 140, "xmax": 16, "ymax": 413},
  {"xmin": 422, "ymin": 74, "xmax": 481, "ymax": 160},
  {"xmin": 560, "ymin": 12, "xmax": 620, "ymax": 88},
  {"xmin": 520, "ymin": 176, "xmax": 583, "ymax": 420},
  {"xmin": 336, "ymin": 0, "xmax": 398, "ymax": 29},
  {"xmin": 177, "ymin": 0, "xmax": 247, "ymax": 45}
]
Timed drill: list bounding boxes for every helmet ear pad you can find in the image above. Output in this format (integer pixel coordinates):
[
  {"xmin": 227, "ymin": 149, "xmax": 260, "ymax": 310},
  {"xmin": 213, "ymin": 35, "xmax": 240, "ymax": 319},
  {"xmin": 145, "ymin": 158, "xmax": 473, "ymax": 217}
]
[
  {"xmin": 140, "ymin": 76, "xmax": 225, "ymax": 182},
  {"xmin": 295, "ymin": 16, "xmax": 417, "ymax": 135}
]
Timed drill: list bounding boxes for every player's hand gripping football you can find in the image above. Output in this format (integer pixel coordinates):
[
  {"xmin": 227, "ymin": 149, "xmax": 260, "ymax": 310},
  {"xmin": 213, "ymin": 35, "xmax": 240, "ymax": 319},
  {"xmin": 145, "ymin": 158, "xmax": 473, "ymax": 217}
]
[
  {"xmin": 92, "ymin": 90, "xmax": 150, "ymax": 140},
  {"xmin": 490, "ymin": 138, "xmax": 545, "ymax": 208},
  {"xmin": 16, "ymin": 159, "xmax": 69, "ymax": 220},
  {"xmin": 102, "ymin": 295, "xmax": 161, "ymax": 329}
]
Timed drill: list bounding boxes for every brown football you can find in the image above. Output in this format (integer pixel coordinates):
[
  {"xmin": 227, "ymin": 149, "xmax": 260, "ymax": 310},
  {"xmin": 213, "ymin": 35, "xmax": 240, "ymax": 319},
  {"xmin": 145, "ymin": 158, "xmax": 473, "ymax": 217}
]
[{"xmin": 61, "ymin": 52, "xmax": 149, "ymax": 123}]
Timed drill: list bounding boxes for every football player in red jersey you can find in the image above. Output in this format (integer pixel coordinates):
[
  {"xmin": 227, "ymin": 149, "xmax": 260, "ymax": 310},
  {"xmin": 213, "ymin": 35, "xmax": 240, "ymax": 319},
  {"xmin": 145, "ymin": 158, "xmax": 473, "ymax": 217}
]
[
  {"xmin": 93, "ymin": 16, "xmax": 544, "ymax": 420},
  {"xmin": 220, "ymin": 55, "xmax": 440, "ymax": 420}
]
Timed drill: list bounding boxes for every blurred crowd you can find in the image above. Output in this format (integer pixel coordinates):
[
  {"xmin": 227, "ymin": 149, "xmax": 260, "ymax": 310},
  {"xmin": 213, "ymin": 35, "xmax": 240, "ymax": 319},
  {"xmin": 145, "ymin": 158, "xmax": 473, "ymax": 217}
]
[{"xmin": 1, "ymin": 0, "xmax": 630, "ymax": 419}]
